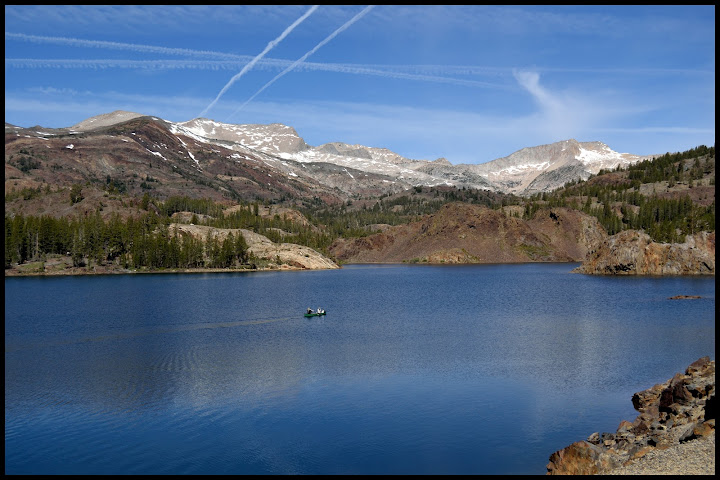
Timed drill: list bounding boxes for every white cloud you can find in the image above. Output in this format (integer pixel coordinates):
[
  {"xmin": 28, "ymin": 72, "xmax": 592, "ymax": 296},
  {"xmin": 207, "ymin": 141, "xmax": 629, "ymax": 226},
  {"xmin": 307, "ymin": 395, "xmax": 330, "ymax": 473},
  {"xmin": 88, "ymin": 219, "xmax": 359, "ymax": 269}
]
[{"xmin": 512, "ymin": 69, "xmax": 624, "ymax": 142}]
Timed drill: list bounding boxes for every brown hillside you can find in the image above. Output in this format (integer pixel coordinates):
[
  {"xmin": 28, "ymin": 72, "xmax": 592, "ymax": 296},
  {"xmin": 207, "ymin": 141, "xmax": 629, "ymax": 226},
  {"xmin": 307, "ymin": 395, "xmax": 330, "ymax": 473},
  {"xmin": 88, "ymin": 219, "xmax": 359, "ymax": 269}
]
[
  {"xmin": 5, "ymin": 117, "xmax": 345, "ymax": 220},
  {"xmin": 328, "ymin": 202, "xmax": 607, "ymax": 264}
]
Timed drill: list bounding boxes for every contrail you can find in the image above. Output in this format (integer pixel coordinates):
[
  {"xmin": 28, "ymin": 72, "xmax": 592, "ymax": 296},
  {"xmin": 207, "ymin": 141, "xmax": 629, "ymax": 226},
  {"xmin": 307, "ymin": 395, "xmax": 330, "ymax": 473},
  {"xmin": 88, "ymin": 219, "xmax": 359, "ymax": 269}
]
[
  {"xmin": 4, "ymin": 58, "xmax": 511, "ymax": 89},
  {"xmin": 5, "ymin": 32, "xmax": 244, "ymax": 60},
  {"xmin": 228, "ymin": 5, "xmax": 375, "ymax": 120},
  {"xmin": 8, "ymin": 32, "xmax": 714, "ymax": 78},
  {"xmin": 198, "ymin": 5, "xmax": 319, "ymax": 118}
]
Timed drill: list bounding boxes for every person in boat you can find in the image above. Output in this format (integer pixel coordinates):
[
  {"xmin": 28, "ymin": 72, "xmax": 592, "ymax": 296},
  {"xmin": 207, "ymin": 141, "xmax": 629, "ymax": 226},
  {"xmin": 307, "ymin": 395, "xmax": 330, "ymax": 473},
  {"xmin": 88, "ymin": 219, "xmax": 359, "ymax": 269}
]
[
  {"xmin": 317, "ymin": 307, "xmax": 324, "ymax": 314},
  {"xmin": 307, "ymin": 307, "xmax": 313, "ymax": 314}
]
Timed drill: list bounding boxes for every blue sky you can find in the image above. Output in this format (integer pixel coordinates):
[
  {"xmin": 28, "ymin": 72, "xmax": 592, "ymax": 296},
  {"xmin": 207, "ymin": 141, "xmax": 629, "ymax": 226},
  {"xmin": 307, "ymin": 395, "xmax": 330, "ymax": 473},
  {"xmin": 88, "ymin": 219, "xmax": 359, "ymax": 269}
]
[{"xmin": 4, "ymin": 5, "xmax": 715, "ymax": 164}]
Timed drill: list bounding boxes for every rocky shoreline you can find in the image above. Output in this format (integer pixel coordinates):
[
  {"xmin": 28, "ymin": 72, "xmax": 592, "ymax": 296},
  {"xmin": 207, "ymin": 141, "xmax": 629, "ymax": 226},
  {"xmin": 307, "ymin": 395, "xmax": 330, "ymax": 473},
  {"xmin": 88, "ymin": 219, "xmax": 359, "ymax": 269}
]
[{"xmin": 546, "ymin": 357, "xmax": 715, "ymax": 475}]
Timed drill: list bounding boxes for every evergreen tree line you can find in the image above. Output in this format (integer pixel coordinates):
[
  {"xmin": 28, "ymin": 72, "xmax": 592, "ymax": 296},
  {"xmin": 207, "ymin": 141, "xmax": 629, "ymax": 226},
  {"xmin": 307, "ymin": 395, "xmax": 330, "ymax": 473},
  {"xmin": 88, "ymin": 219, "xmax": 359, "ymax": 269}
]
[
  {"xmin": 624, "ymin": 145, "xmax": 714, "ymax": 185},
  {"xmin": 5, "ymin": 211, "xmax": 249, "ymax": 270}
]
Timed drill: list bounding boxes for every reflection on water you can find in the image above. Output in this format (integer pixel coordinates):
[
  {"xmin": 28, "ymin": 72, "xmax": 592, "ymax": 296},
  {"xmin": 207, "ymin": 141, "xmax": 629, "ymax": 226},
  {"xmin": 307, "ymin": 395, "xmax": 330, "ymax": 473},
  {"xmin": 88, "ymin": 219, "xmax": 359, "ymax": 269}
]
[{"xmin": 5, "ymin": 265, "xmax": 715, "ymax": 474}]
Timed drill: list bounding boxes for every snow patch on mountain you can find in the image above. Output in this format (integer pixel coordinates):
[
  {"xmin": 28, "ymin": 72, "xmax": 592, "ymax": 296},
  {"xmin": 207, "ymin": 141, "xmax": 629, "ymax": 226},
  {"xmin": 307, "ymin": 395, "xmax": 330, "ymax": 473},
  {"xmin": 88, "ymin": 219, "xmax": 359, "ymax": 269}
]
[
  {"xmin": 489, "ymin": 161, "xmax": 551, "ymax": 177},
  {"xmin": 576, "ymin": 143, "xmax": 640, "ymax": 171}
]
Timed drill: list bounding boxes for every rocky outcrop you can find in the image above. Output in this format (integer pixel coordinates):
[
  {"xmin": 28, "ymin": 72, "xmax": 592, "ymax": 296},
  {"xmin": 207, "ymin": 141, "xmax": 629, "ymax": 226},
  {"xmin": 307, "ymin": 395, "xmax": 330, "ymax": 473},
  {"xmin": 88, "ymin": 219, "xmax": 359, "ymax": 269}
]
[
  {"xmin": 546, "ymin": 357, "xmax": 716, "ymax": 475},
  {"xmin": 573, "ymin": 230, "xmax": 715, "ymax": 275},
  {"xmin": 170, "ymin": 223, "xmax": 339, "ymax": 270},
  {"xmin": 240, "ymin": 228, "xmax": 339, "ymax": 270}
]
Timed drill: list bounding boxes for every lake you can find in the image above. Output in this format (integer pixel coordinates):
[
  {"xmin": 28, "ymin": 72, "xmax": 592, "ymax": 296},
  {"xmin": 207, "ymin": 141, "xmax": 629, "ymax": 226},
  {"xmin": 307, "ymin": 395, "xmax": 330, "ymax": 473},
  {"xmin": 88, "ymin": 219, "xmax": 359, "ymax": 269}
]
[{"xmin": 4, "ymin": 263, "xmax": 715, "ymax": 475}]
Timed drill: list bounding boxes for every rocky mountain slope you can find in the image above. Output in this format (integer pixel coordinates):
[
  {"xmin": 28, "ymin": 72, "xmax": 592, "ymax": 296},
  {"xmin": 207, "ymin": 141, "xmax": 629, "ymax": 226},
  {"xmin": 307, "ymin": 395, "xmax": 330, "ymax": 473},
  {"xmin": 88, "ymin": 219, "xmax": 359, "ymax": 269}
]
[
  {"xmin": 171, "ymin": 115, "xmax": 652, "ymax": 196},
  {"xmin": 6, "ymin": 111, "xmax": 653, "ymax": 208},
  {"xmin": 5, "ymin": 113, "xmax": 350, "ymax": 217},
  {"xmin": 465, "ymin": 139, "xmax": 650, "ymax": 195}
]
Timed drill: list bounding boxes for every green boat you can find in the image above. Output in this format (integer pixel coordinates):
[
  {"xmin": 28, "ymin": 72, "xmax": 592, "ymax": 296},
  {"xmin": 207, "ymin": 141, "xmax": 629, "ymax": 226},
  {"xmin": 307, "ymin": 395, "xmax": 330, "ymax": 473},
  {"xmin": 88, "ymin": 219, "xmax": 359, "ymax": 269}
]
[{"xmin": 304, "ymin": 310, "xmax": 327, "ymax": 317}]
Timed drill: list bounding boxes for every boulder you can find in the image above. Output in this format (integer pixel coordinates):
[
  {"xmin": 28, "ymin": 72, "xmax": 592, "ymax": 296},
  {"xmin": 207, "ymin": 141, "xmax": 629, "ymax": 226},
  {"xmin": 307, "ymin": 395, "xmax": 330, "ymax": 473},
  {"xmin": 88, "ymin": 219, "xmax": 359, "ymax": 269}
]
[{"xmin": 546, "ymin": 441, "xmax": 602, "ymax": 475}]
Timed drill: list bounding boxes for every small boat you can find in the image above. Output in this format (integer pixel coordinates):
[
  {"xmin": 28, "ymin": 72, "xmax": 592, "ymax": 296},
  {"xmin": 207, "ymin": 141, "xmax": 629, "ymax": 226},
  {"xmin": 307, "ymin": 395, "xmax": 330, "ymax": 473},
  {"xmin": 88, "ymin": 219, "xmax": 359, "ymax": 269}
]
[{"xmin": 304, "ymin": 310, "xmax": 326, "ymax": 317}]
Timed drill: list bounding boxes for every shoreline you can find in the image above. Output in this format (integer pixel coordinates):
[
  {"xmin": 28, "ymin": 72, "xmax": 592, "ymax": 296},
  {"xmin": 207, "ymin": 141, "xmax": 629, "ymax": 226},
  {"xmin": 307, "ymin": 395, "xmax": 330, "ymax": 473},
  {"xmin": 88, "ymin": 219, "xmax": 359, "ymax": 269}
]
[
  {"xmin": 4, "ymin": 264, "xmax": 333, "ymax": 277},
  {"xmin": 5, "ymin": 258, "xmax": 716, "ymax": 278},
  {"xmin": 4, "ymin": 254, "xmax": 340, "ymax": 277}
]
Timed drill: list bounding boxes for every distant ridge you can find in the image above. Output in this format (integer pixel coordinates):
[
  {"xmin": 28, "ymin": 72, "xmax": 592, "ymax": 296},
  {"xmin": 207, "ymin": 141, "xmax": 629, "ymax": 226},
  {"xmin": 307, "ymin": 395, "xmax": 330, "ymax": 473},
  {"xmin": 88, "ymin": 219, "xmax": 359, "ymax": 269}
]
[{"xmin": 18, "ymin": 110, "xmax": 655, "ymax": 196}]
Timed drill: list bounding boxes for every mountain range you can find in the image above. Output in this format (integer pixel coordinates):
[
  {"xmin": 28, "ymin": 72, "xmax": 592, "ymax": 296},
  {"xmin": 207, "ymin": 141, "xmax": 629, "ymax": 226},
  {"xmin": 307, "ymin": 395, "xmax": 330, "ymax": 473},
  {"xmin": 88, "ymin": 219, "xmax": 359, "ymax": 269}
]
[
  {"xmin": 5, "ymin": 110, "xmax": 714, "ymax": 276},
  {"xmin": 6, "ymin": 110, "xmax": 654, "ymax": 206}
]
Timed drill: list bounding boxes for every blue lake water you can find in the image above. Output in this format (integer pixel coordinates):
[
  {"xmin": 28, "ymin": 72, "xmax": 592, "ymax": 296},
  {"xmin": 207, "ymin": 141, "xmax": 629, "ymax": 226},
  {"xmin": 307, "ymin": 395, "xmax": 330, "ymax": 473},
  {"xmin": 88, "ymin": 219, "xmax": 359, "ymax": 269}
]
[{"xmin": 4, "ymin": 263, "xmax": 715, "ymax": 475}]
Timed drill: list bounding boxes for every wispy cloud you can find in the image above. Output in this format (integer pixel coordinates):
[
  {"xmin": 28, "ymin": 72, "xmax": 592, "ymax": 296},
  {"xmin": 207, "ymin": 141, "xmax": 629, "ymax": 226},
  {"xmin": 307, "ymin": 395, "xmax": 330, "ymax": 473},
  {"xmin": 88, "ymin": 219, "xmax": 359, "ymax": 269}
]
[
  {"xmin": 8, "ymin": 31, "xmax": 711, "ymax": 79},
  {"xmin": 6, "ymin": 55, "xmax": 712, "ymax": 78},
  {"xmin": 5, "ymin": 6, "xmax": 713, "ymax": 161},
  {"xmin": 8, "ymin": 5, "xmax": 709, "ymax": 38},
  {"xmin": 513, "ymin": 69, "xmax": 606, "ymax": 141}
]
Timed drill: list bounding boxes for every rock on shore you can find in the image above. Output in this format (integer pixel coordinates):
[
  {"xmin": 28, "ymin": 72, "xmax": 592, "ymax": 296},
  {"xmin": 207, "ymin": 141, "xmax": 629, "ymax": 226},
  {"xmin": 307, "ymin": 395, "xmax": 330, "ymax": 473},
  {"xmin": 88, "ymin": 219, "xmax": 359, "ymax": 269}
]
[
  {"xmin": 546, "ymin": 357, "xmax": 715, "ymax": 475},
  {"xmin": 572, "ymin": 230, "xmax": 715, "ymax": 275}
]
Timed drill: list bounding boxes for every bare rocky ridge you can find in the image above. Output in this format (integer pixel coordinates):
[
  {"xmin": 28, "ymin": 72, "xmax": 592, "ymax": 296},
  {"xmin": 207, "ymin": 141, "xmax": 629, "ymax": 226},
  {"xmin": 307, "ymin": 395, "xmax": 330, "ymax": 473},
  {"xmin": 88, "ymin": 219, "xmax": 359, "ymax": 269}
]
[
  {"xmin": 326, "ymin": 202, "xmax": 714, "ymax": 274},
  {"xmin": 5, "ymin": 115, "xmax": 349, "ymax": 212},
  {"xmin": 169, "ymin": 123, "xmax": 653, "ymax": 196},
  {"xmin": 70, "ymin": 110, "xmax": 146, "ymax": 132},
  {"xmin": 573, "ymin": 230, "xmax": 715, "ymax": 275},
  {"xmin": 546, "ymin": 357, "xmax": 715, "ymax": 475}
]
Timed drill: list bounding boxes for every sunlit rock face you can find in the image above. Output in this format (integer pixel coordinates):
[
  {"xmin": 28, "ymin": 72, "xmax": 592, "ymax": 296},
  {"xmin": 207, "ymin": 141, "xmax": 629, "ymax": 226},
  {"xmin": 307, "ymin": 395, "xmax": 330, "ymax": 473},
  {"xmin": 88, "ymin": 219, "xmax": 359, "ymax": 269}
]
[{"xmin": 573, "ymin": 230, "xmax": 715, "ymax": 275}]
